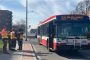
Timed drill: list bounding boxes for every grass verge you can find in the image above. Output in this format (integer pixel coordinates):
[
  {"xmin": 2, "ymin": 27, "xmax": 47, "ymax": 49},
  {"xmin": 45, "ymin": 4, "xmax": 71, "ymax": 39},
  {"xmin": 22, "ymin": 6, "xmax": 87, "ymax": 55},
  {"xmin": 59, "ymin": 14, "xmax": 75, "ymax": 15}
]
[{"xmin": 0, "ymin": 40, "xmax": 3, "ymax": 54}]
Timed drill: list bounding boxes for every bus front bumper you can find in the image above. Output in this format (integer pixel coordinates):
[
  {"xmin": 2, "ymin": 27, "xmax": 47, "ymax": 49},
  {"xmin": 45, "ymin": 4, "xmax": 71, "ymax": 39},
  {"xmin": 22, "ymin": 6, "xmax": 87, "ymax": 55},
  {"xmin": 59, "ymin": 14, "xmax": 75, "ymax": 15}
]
[{"xmin": 56, "ymin": 45, "xmax": 90, "ymax": 50}]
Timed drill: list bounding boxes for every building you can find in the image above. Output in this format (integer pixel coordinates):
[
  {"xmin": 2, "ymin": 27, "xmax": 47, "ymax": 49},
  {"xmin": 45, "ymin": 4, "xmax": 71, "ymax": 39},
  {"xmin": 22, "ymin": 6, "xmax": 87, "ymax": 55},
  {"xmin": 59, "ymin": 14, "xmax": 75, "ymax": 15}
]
[{"xmin": 0, "ymin": 10, "xmax": 12, "ymax": 31}]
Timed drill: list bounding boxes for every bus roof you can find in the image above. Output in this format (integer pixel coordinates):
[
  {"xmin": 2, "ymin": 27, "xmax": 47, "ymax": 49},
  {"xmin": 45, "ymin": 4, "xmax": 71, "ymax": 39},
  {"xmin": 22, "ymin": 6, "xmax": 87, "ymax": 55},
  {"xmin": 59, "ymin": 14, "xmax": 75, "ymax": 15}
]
[
  {"xmin": 38, "ymin": 15, "xmax": 56, "ymax": 26},
  {"xmin": 38, "ymin": 14, "xmax": 89, "ymax": 26}
]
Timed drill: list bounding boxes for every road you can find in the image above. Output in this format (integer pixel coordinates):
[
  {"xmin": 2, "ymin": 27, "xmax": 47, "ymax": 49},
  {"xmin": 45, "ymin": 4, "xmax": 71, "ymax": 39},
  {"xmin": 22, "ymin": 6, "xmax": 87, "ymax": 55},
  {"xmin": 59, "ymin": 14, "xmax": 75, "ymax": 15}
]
[{"xmin": 28, "ymin": 38, "xmax": 90, "ymax": 60}]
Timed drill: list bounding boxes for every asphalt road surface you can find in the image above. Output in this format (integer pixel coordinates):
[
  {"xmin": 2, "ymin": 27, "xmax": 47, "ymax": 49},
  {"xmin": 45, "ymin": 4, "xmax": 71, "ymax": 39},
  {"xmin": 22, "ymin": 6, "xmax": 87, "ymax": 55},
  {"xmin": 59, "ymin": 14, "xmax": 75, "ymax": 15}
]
[{"xmin": 27, "ymin": 38, "xmax": 90, "ymax": 60}]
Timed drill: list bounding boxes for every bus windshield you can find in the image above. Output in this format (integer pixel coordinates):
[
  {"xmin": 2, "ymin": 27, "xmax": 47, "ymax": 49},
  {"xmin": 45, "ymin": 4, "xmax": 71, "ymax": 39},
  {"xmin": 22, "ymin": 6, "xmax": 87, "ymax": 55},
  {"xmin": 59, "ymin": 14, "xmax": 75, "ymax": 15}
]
[{"xmin": 57, "ymin": 22, "xmax": 90, "ymax": 37}]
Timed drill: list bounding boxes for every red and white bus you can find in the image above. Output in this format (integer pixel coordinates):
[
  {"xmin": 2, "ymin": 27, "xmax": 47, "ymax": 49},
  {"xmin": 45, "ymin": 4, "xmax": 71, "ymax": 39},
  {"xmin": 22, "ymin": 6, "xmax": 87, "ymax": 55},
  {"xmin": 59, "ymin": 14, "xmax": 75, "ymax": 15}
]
[{"xmin": 37, "ymin": 15, "xmax": 90, "ymax": 51}]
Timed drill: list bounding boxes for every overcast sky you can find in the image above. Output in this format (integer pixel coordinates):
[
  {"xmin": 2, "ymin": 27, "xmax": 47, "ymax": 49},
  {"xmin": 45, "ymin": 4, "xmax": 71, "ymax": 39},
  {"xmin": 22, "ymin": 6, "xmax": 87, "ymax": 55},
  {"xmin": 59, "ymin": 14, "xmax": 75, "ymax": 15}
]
[{"xmin": 0, "ymin": 0, "xmax": 84, "ymax": 28}]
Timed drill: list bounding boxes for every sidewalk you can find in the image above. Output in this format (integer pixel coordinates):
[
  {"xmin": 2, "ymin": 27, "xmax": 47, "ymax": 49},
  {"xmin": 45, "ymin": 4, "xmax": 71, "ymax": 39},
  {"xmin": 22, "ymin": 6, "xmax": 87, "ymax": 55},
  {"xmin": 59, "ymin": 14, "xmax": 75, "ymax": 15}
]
[{"xmin": 0, "ymin": 40, "xmax": 36, "ymax": 60}]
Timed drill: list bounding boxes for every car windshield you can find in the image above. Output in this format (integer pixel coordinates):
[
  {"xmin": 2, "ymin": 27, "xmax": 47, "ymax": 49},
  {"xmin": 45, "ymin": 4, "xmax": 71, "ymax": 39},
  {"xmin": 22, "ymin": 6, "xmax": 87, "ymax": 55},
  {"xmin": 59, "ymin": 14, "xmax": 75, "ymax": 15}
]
[{"xmin": 57, "ymin": 23, "xmax": 90, "ymax": 37}]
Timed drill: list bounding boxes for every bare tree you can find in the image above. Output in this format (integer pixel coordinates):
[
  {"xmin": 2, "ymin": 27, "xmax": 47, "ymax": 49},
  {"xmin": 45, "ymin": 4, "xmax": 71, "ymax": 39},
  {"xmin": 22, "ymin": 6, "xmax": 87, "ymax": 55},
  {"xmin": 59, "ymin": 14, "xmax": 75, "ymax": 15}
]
[
  {"xmin": 76, "ymin": 1, "xmax": 86, "ymax": 14},
  {"xmin": 13, "ymin": 20, "xmax": 26, "ymax": 32},
  {"xmin": 71, "ymin": 0, "xmax": 90, "ymax": 15},
  {"xmin": 85, "ymin": 0, "xmax": 90, "ymax": 15}
]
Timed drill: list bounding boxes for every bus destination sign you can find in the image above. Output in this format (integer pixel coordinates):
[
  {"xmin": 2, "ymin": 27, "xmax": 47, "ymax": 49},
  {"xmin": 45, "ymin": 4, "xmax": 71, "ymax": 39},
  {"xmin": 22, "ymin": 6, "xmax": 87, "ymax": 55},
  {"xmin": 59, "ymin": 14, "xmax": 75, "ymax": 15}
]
[{"xmin": 61, "ymin": 16, "xmax": 83, "ymax": 20}]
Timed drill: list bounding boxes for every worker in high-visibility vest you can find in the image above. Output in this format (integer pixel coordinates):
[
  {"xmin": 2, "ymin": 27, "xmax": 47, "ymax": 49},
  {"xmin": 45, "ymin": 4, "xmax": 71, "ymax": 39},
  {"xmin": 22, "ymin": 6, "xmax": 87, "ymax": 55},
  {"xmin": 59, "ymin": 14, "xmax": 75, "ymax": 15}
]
[
  {"xmin": 1, "ymin": 27, "xmax": 9, "ymax": 54},
  {"xmin": 10, "ymin": 28, "xmax": 17, "ymax": 51}
]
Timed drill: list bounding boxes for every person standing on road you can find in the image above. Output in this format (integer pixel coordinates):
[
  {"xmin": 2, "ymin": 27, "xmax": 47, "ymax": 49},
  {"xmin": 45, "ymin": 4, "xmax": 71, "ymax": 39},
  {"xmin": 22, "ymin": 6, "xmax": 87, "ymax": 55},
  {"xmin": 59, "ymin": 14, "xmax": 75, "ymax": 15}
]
[
  {"xmin": 8, "ymin": 31, "xmax": 12, "ymax": 50},
  {"xmin": 17, "ymin": 29, "xmax": 24, "ymax": 50},
  {"xmin": 1, "ymin": 27, "xmax": 9, "ymax": 54},
  {"xmin": 15, "ymin": 30, "xmax": 20, "ymax": 50},
  {"xmin": 10, "ymin": 28, "xmax": 17, "ymax": 51}
]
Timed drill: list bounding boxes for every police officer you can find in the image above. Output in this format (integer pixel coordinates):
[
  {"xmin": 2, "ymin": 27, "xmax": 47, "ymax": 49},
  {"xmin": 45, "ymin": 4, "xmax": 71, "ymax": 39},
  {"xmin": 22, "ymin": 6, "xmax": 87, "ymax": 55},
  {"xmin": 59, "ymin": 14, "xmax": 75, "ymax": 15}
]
[
  {"xmin": 1, "ymin": 27, "xmax": 9, "ymax": 54},
  {"xmin": 10, "ymin": 28, "xmax": 16, "ymax": 51}
]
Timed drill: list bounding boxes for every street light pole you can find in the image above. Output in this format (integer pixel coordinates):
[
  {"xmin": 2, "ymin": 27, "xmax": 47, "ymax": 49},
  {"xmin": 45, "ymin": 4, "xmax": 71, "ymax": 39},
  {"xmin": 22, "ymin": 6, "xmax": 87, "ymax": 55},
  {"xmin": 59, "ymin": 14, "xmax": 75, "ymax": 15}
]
[{"xmin": 26, "ymin": 0, "xmax": 28, "ymax": 41}]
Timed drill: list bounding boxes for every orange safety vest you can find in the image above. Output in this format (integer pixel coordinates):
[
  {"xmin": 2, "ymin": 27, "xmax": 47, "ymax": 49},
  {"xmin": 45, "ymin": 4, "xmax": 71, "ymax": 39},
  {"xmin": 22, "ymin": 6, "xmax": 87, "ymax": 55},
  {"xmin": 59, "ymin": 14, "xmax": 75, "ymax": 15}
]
[
  {"xmin": 1, "ymin": 29, "xmax": 8, "ymax": 39},
  {"xmin": 10, "ymin": 31, "xmax": 16, "ymax": 39}
]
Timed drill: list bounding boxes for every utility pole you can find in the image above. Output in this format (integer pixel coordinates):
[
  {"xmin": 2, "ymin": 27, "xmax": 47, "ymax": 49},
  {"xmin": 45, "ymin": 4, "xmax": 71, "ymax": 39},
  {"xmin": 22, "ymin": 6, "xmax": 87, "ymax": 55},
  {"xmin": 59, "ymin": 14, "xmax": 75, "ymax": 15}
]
[{"xmin": 25, "ymin": 0, "xmax": 28, "ymax": 41}]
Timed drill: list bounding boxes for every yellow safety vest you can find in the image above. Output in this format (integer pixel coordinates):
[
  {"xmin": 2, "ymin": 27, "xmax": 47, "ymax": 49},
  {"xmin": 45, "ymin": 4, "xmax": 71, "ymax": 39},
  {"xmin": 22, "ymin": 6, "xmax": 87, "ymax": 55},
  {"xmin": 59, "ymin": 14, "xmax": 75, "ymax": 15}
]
[{"xmin": 10, "ymin": 31, "xmax": 16, "ymax": 39}]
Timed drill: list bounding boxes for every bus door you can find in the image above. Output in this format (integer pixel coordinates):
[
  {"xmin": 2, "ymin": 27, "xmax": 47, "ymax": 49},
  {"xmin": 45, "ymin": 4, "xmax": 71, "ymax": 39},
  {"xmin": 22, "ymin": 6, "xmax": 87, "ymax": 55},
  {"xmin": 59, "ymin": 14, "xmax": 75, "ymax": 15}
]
[{"xmin": 48, "ymin": 21, "xmax": 55, "ymax": 49}]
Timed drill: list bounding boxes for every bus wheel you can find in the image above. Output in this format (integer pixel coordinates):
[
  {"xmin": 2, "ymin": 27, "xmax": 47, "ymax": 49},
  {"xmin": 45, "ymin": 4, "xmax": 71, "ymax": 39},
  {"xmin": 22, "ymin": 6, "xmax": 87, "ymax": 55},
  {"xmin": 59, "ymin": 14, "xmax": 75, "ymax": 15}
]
[
  {"xmin": 46, "ymin": 39, "xmax": 52, "ymax": 52},
  {"xmin": 46, "ymin": 39, "xmax": 48, "ymax": 49},
  {"xmin": 39, "ymin": 42, "xmax": 42, "ymax": 45},
  {"xmin": 47, "ymin": 47, "xmax": 52, "ymax": 52},
  {"xmin": 38, "ymin": 38, "xmax": 42, "ymax": 45}
]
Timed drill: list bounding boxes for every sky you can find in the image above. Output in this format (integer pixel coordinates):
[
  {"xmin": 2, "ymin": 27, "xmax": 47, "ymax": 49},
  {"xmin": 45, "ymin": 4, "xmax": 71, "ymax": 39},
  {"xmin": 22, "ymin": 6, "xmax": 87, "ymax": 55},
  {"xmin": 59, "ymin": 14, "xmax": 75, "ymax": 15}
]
[{"xmin": 0, "ymin": 0, "xmax": 84, "ymax": 28}]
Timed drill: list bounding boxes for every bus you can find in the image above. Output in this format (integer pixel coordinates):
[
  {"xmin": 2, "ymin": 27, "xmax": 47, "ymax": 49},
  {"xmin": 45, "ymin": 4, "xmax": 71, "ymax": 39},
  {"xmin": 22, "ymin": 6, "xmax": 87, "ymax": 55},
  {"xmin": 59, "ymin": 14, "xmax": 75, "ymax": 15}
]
[{"xmin": 37, "ymin": 14, "xmax": 90, "ymax": 51}]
